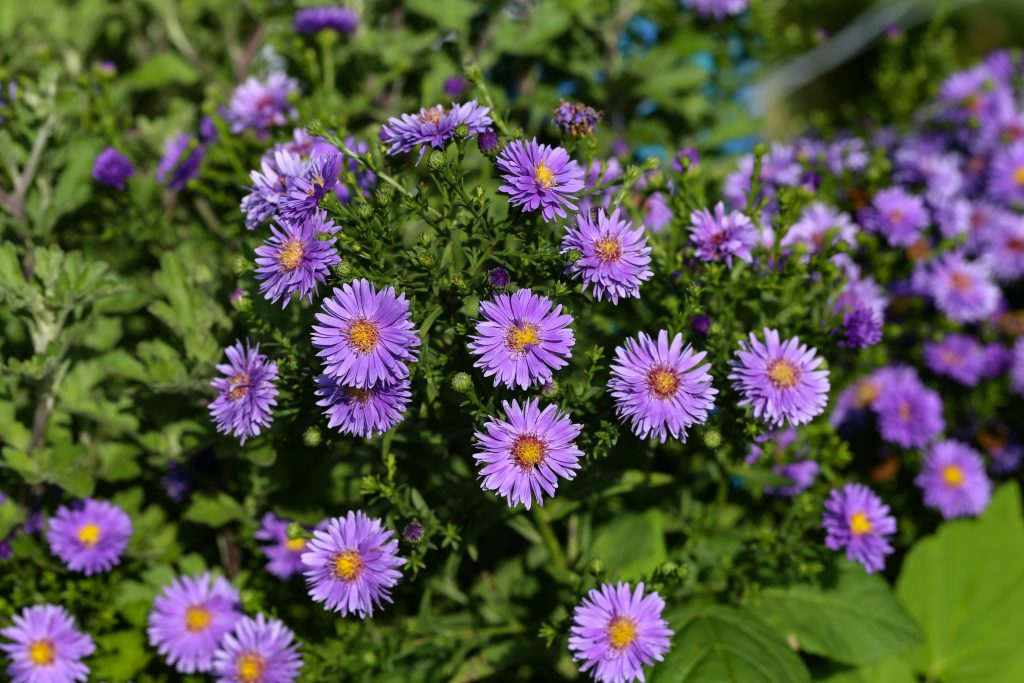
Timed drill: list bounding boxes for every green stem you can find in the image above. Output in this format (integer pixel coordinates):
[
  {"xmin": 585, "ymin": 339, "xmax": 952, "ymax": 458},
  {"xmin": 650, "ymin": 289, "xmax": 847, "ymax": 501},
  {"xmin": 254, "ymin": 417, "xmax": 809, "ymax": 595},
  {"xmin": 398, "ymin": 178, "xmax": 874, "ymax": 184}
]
[{"xmin": 532, "ymin": 507, "xmax": 569, "ymax": 577}]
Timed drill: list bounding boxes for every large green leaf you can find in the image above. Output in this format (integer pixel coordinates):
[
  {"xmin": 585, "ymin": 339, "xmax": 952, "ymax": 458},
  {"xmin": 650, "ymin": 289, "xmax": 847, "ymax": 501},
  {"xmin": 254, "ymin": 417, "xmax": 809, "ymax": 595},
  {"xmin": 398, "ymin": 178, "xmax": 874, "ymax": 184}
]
[
  {"xmin": 754, "ymin": 560, "xmax": 921, "ymax": 665},
  {"xmin": 183, "ymin": 493, "xmax": 247, "ymax": 528},
  {"xmin": 650, "ymin": 604, "xmax": 810, "ymax": 683},
  {"xmin": 819, "ymin": 656, "xmax": 916, "ymax": 683},
  {"xmin": 896, "ymin": 483, "xmax": 1024, "ymax": 683},
  {"xmin": 589, "ymin": 508, "xmax": 666, "ymax": 580}
]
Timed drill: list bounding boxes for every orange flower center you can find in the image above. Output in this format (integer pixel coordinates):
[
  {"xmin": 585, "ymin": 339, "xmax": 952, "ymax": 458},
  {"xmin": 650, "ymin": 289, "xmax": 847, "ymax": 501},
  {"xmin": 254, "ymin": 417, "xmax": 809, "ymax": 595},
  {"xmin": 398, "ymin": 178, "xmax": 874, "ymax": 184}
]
[
  {"xmin": 228, "ymin": 372, "xmax": 250, "ymax": 401},
  {"xmin": 347, "ymin": 319, "xmax": 381, "ymax": 354},
  {"xmin": 949, "ymin": 272, "xmax": 973, "ymax": 293},
  {"xmin": 647, "ymin": 367, "xmax": 680, "ymax": 399},
  {"xmin": 849, "ymin": 512, "xmax": 872, "ymax": 536},
  {"xmin": 185, "ymin": 606, "xmax": 212, "ymax": 632},
  {"xmin": 535, "ymin": 162, "xmax": 555, "ymax": 189},
  {"xmin": 768, "ymin": 360, "xmax": 799, "ymax": 389},
  {"xmin": 1014, "ymin": 165, "xmax": 1024, "ymax": 187},
  {"xmin": 898, "ymin": 402, "xmax": 911, "ymax": 422},
  {"xmin": 607, "ymin": 616, "xmax": 638, "ymax": 650},
  {"xmin": 333, "ymin": 550, "xmax": 364, "ymax": 582},
  {"xmin": 28, "ymin": 640, "xmax": 55, "ymax": 666},
  {"xmin": 888, "ymin": 210, "xmax": 904, "ymax": 225},
  {"xmin": 77, "ymin": 523, "xmax": 101, "ymax": 548},
  {"xmin": 278, "ymin": 238, "xmax": 305, "ymax": 271},
  {"xmin": 511, "ymin": 435, "xmax": 546, "ymax": 469},
  {"xmin": 346, "ymin": 386, "xmax": 372, "ymax": 404}
]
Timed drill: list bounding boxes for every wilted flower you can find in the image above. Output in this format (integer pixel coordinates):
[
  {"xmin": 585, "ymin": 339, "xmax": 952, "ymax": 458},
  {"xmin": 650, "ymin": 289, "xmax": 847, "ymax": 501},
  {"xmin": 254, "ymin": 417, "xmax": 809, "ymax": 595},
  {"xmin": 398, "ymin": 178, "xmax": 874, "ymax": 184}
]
[{"xmin": 553, "ymin": 100, "xmax": 602, "ymax": 136}]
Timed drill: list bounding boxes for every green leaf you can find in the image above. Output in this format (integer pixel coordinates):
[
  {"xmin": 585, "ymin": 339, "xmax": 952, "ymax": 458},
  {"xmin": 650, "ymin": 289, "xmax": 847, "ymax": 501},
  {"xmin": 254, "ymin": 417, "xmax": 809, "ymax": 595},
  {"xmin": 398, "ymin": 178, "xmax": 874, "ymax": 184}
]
[
  {"xmin": 896, "ymin": 483, "xmax": 1024, "ymax": 683},
  {"xmin": 183, "ymin": 493, "xmax": 247, "ymax": 528},
  {"xmin": 0, "ymin": 498, "xmax": 25, "ymax": 538},
  {"xmin": 90, "ymin": 629, "xmax": 151, "ymax": 681},
  {"xmin": 125, "ymin": 53, "xmax": 199, "ymax": 90},
  {"xmin": 589, "ymin": 508, "xmax": 666, "ymax": 580},
  {"xmin": 819, "ymin": 656, "xmax": 916, "ymax": 683},
  {"xmin": 753, "ymin": 560, "xmax": 921, "ymax": 665},
  {"xmin": 651, "ymin": 604, "xmax": 811, "ymax": 683}
]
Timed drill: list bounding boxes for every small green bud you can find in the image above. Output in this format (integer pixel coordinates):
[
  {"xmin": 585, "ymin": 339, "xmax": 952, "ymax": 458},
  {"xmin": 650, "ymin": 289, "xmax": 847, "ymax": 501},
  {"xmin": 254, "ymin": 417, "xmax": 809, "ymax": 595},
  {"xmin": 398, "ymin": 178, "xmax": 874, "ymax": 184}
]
[
  {"xmin": 659, "ymin": 560, "xmax": 678, "ymax": 575},
  {"xmin": 417, "ymin": 250, "xmax": 434, "ymax": 267},
  {"xmin": 566, "ymin": 249, "xmax": 583, "ymax": 263},
  {"xmin": 454, "ymin": 122, "xmax": 470, "ymax": 138},
  {"xmin": 286, "ymin": 522, "xmax": 306, "ymax": 540},
  {"xmin": 356, "ymin": 202, "xmax": 374, "ymax": 220},
  {"xmin": 303, "ymin": 427, "xmax": 322, "ymax": 447},
  {"xmin": 647, "ymin": 171, "xmax": 665, "ymax": 189},
  {"xmin": 753, "ymin": 142, "xmax": 768, "ymax": 157},
  {"xmin": 451, "ymin": 372, "xmax": 473, "ymax": 393},
  {"xmin": 588, "ymin": 559, "xmax": 605, "ymax": 576},
  {"xmin": 334, "ymin": 260, "xmax": 353, "ymax": 277},
  {"xmin": 233, "ymin": 256, "xmax": 249, "ymax": 276},
  {"xmin": 374, "ymin": 188, "xmax": 391, "ymax": 208},
  {"xmin": 427, "ymin": 150, "xmax": 446, "ymax": 171},
  {"xmin": 464, "ymin": 63, "xmax": 483, "ymax": 82},
  {"xmin": 451, "ymin": 273, "xmax": 467, "ymax": 290},
  {"xmin": 703, "ymin": 429, "xmax": 722, "ymax": 449}
]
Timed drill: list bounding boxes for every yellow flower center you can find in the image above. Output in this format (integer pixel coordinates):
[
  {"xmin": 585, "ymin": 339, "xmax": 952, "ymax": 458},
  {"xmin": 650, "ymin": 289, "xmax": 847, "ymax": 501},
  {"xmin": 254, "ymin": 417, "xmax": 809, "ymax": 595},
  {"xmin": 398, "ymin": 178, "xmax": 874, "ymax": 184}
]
[
  {"xmin": 849, "ymin": 512, "xmax": 873, "ymax": 536},
  {"xmin": 347, "ymin": 319, "xmax": 381, "ymax": 354},
  {"xmin": 855, "ymin": 380, "xmax": 879, "ymax": 407},
  {"xmin": 28, "ymin": 640, "xmax": 55, "ymax": 666},
  {"xmin": 228, "ymin": 372, "xmax": 250, "ymax": 401},
  {"xmin": 535, "ymin": 162, "xmax": 555, "ymax": 189},
  {"xmin": 333, "ymin": 550, "xmax": 364, "ymax": 582},
  {"xmin": 505, "ymin": 323, "xmax": 540, "ymax": 353},
  {"xmin": 768, "ymin": 360, "xmax": 799, "ymax": 389},
  {"xmin": 77, "ymin": 523, "xmax": 101, "ymax": 548},
  {"xmin": 185, "ymin": 606, "xmax": 213, "ymax": 632},
  {"xmin": 594, "ymin": 236, "xmax": 623, "ymax": 262},
  {"xmin": 511, "ymin": 435, "xmax": 546, "ymax": 470},
  {"xmin": 1014, "ymin": 165, "xmax": 1024, "ymax": 187},
  {"xmin": 647, "ymin": 367, "xmax": 680, "ymax": 399},
  {"xmin": 346, "ymin": 386, "xmax": 371, "ymax": 404},
  {"xmin": 607, "ymin": 616, "xmax": 638, "ymax": 650},
  {"xmin": 942, "ymin": 465, "xmax": 965, "ymax": 487},
  {"xmin": 237, "ymin": 651, "xmax": 266, "ymax": 682},
  {"xmin": 306, "ymin": 174, "xmax": 325, "ymax": 196},
  {"xmin": 285, "ymin": 537, "xmax": 307, "ymax": 552},
  {"xmin": 277, "ymin": 238, "xmax": 305, "ymax": 272}
]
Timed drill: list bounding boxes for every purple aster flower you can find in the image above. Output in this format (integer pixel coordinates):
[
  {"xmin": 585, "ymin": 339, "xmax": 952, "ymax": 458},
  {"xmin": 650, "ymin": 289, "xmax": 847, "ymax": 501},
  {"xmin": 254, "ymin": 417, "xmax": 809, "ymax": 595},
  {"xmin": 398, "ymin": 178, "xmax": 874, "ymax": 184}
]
[
  {"xmin": 278, "ymin": 153, "xmax": 343, "ymax": 223},
  {"xmin": 467, "ymin": 289, "xmax": 575, "ymax": 389},
  {"xmin": 822, "ymin": 483, "xmax": 896, "ymax": 574},
  {"xmin": 691, "ymin": 314, "xmax": 711, "ymax": 337},
  {"xmin": 765, "ymin": 459, "xmax": 820, "ymax": 497},
  {"xmin": 872, "ymin": 367, "xmax": 944, "ymax": 448},
  {"xmin": 496, "ymin": 138, "xmax": 585, "ymax": 222},
  {"xmin": 46, "ymin": 498, "xmax": 131, "ymax": 576},
  {"xmin": 781, "ymin": 202, "xmax": 858, "ymax": 255},
  {"xmin": 147, "ymin": 573, "xmax": 243, "ymax": 674},
  {"xmin": 199, "ymin": 115, "xmax": 218, "ymax": 143},
  {"xmin": 1013, "ymin": 338, "xmax": 1024, "ymax": 396},
  {"xmin": 642, "ymin": 192, "xmax": 673, "ymax": 233},
  {"xmin": 568, "ymin": 582, "xmax": 673, "ymax": 683},
  {"xmin": 443, "ymin": 76, "xmax": 468, "ymax": 99},
  {"xmin": 561, "ymin": 207, "xmax": 653, "ymax": 304},
  {"xmin": 473, "ymin": 398, "xmax": 582, "ymax": 509},
  {"xmin": 209, "ymin": 340, "xmax": 279, "ymax": 445},
  {"xmin": 225, "ymin": 73, "xmax": 298, "ymax": 136},
  {"xmin": 1, "ymin": 605, "xmax": 95, "ymax": 683},
  {"xmin": 553, "ymin": 100, "xmax": 602, "ymax": 137},
  {"xmin": 162, "ymin": 461, "xmax": 191, "ymax": 503},
  {"xmin": 987, "ymin": 140, "xmax": 1024, "ymax": 205},
  {"xmin": 301, "ymin": 511, "xmax": 405, "ymax": 618},
  {"xmin": 91, "ymin": 146, "xmax": 134, "ymax": 190},
  {"xmin": 156, "ymin": 133, "xmax": 204, "ymax": 191},
  {"xmin": 240, "ymin": 149, "xmax": 309, "ymax": 230},
  {"xmin": 917, "ymin": 251, "xmax": 1000, "ymax": 323},
  {"xmin": 687, "ymin": 203, "xmax": 757, "ymax": 267},
  {"xmin": 212, "ymin": 614, "xmax": 302, "ymax": 683},
  {"xmin": 729, "ymin": 328, "xmax": 830, "ymax": 428},
  {"xmin": 830, "ymin": 372, "xmax": 887, "ymax": 427},
  {"xmin": 672, "ymin": 147, "xmax": 700, "ymax": 172},
  {"xmin": 488, "ymin": 266, "xmax": 511, "ymax": 289},
  {"xmin": 980, "ymin": 342, "xmax": 1014, "ymax": 378},
  {"xmin": 608, "ymin": 330, "xmax": 717, "ymax": 443},
  {"xmin": 685, "ymin": 0, "xmax": 748, "ymax": 20},
  {"xmin": 838, "ymin": 306, "xmax": 883, "ymax": 349},
  {"xmin": 254, "ymin": 513, "xmax": 309, "ymax": 580},
  {"xmin": 311, "ymin": 279, "xmax": 420, "ymax": 388},
  {"xmin": 916, "ymin": 440, "xmax": 992, "ymax": 519},
  {"xmin": 254, "ymin": 210, "xmax": 340, "ymax": 307},
  {"xmin": 380, "ymin": 101, "xmax": 493, "ymax": 159},
  {"xmin": 978, "ymin": 215, "xmax": 1024, "ymax": 281},
  {"xmin": 293, "ymin": 6, "xmax": 358, "ymax": 34},
  {"xmin": 477, "ymin": 129, "xmax": 499, "ymax": 155},
  {"xmin": 313, "ymin": 374, "xmax": 411, "ymax": 437},
  {"xmin": 924, "ymin": 334, "xmax": 985, "ymax": 385},
  {"xmin": 860, "ymin": 187, "xmax": 929, "ymax": 247}
]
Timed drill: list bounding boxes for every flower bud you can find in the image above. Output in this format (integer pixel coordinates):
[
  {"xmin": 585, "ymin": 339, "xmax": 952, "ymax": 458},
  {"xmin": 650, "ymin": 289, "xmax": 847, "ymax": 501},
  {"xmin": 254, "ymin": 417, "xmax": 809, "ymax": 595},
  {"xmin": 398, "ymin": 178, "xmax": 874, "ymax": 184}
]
[
  {"xmin": 286, "ymin": 522, "xmax": 306, "ymax": 540},
  {"xmin": 427, "ymin": 150, "xmax": 446, "ymax": 171},
  {"xmin": 303, "ymin": 427, "xmax": 322, "ymax": 447},
  {"xmin": 356, "ymin": 203, "xmax": 374, "ymax": 220},
  {"xmin": 451, "ymin": 372, "xmax": 473, "ymax": 393},
  {"xmin": 588, "ymin": 559, "xmax": 605, "ymax": 576},
  {"xmin": 477, "ymin": 129, "xmax": 499, "ymax": 155},
  {"xmin": 374, "ymin": 188, "xmax": 391, "ymax": 208},
  {"xmin": 454, "ymin": 122, "xmax": 470, "ymax": 138},
  {"xmin": 403, "ymin": 521, "xmax": 424, "ymax": 542},
  {"xmin": 488, "ymin": 266, "xmax": 510, "ymax": 289},
  {"xmin": 703, "ymin": 429, "xmax": 722, "ymax": 449}
]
